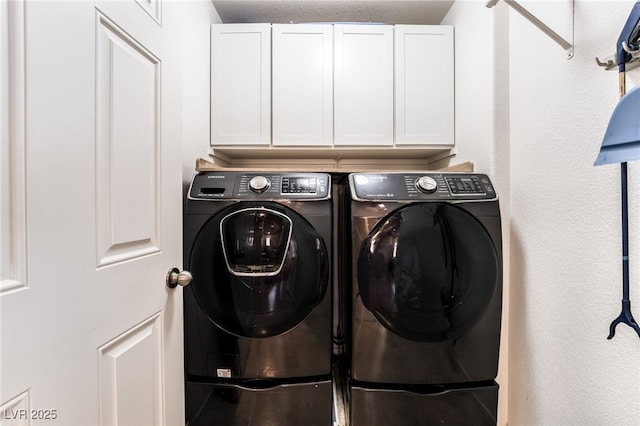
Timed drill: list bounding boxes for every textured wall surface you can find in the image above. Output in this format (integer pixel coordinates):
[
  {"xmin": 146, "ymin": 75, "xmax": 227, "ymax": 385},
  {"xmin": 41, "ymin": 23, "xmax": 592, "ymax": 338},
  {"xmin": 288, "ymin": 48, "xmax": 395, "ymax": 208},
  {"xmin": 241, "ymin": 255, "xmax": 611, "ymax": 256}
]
[
  {"xmin": 508, "ymin": 1, "xmax": 640, "ymax": 424},
  {"xmin": 181, "ymin": 1, "xmax": 222, "ymax": 185}
]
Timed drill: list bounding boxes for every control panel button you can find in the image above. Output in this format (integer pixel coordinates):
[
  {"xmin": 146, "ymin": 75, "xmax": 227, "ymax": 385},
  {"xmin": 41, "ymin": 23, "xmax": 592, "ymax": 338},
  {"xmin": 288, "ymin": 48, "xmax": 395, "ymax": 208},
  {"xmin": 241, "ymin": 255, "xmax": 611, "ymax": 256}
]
[
  {"xmin": 248, "ymin": 176, "xmax": 270, "ymax": 193},
  {"xmin": 416, "ymin": 176, "xmax": 438, "ymax": 193}
]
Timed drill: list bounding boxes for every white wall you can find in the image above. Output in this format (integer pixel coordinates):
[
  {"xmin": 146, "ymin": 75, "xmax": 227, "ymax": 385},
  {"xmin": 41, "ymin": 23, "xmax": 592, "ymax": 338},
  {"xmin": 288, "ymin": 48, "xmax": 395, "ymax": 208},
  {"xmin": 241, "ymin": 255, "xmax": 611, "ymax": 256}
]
[
  {"xmin": 508, "ymin": 1, "xmax": 640, "ymax": 424},
  {"xmin": 442, "ymin": 1, "xmax": 508, "ymax": 177},
  {"xmin": 180, "ymin": 1, "xmax": 221, "ymax": 185}
]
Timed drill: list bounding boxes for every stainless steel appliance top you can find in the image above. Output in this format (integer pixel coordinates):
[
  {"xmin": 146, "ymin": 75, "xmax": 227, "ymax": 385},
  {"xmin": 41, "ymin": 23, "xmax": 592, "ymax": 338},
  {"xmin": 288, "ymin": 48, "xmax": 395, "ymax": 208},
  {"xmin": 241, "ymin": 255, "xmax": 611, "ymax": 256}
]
[
  {"xmin": 349, "ymin": 172, "xmax": 497, "ymax": 202},
  {"xmin": 189, "ymin": 171, "xmax": 331, "ymax": 201}
]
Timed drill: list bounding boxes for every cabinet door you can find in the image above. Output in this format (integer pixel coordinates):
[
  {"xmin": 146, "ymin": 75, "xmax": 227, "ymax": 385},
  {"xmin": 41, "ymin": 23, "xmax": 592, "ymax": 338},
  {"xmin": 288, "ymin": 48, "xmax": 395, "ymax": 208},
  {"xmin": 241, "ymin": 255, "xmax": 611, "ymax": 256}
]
[
  {"xmin": 334, "ymin": 24, "xmax": 394, "ymax": 146},
  {"xmin": 211, "ymin": 24, "xmax": 270, "ymax": 145},
  {"xmin": 395, "ymin": 25, "xmax": 454, "ymax": 146},
  {"xmin": 272, "ymin": 24, "xmax": 333, "ymax": 146}
]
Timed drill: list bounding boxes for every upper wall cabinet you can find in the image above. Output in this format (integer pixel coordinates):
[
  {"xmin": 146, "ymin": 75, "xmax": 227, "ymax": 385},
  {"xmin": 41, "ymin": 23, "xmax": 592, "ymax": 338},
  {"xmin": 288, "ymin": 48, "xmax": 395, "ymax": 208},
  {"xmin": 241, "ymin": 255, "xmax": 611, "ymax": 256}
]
[
  {"xmin": 395, "ymin": 25, "xmax": 454, "ymax": 146},
  {"xmin": 211, "ymin": 24, "xmax": 271, "ymax": 145},
  {"xmin": 272, "ymin": 24, "xmax": 333, "ymax": 146},
  {"xmin": 210, "ymin": 23, "xmax": 454, "ymax": 151},
  {"xmin": 334, "ymin": 24, "xmax": 394, "ymax": 146}
]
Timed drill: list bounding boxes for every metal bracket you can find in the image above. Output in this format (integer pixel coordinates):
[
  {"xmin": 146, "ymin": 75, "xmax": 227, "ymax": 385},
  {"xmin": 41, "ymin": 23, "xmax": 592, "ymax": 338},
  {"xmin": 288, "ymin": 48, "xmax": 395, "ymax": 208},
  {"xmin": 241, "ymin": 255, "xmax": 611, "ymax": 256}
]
[
  {"xmin": 596, "ymin": 42, "xmax": 640, "ymax": 71},
  {"xmin": 487, "ymin": 0, "xmax": 574, "ymax": 59}
]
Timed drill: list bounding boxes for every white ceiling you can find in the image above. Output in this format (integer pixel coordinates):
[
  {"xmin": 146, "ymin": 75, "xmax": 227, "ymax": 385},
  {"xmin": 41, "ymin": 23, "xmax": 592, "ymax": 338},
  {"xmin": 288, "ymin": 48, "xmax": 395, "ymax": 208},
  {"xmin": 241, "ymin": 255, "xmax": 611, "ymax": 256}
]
[{"xmin": 211, "ymin": 1, "xmax": 455, "ymax": 25}]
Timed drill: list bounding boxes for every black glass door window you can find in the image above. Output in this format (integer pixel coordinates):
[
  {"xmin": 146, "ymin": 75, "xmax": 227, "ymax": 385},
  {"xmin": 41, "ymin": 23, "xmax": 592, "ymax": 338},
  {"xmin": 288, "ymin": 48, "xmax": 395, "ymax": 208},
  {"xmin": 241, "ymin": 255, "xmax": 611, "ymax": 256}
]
[
  {"xmin": 189, "ymin": 202, "xmax": 329, "ymax": 338},
  {"xmin": 358, "ymin": 203, "xmax": 498, "ymax": 342},
  {"xmin": 221, "ymin": 208, "xmax": 292, "ymax": 276}
]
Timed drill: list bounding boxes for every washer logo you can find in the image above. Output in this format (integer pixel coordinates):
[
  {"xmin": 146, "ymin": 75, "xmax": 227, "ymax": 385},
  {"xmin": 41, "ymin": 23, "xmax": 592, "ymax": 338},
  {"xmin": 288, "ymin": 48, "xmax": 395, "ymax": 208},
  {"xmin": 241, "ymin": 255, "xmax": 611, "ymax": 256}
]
[
  {"xmin": 355, "ymin": 175, "xmax": 388, "ymax": 186},
  {"xmin": 355, "ymin": 175, "xmax": 370, "ymax": 185}
]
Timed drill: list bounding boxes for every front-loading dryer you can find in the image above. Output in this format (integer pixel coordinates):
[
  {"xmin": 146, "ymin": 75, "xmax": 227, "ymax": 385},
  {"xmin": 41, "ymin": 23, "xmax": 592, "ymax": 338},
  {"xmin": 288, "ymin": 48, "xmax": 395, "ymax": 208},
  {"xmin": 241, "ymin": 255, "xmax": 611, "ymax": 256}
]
[
  {"xmin": 348, "ymin": 172, "xmax": 503, "ymax": 426},
  {"xmin": 183, "ymin": 171, "xmax": 332, "ymax": 426}
]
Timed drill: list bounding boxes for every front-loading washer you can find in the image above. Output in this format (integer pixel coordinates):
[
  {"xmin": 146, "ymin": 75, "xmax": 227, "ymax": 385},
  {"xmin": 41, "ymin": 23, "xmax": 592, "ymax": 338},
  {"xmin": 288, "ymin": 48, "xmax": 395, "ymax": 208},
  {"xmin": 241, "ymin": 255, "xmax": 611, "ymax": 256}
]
[
  {"xmin": 183, "ymin": 171, "xmax": 333, "ymax": 425},
  {"xmin": 348, "ymin": 172, "xmax": 503, "ymax": 426}
]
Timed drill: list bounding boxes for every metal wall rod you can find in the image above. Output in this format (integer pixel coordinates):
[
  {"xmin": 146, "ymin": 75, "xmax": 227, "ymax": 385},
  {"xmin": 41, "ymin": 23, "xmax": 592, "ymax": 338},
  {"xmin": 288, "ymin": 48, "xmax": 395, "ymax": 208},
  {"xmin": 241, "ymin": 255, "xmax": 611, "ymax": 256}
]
[{"xmin": 487, "ymin": 0, "xmax": 574, "ymax": 58}]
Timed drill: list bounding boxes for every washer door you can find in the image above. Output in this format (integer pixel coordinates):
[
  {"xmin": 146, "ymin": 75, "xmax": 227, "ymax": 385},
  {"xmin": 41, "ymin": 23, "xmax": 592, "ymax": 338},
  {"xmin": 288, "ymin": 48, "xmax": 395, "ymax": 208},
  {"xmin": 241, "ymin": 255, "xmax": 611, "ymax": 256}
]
[
  {"xmin": 358, "ymin": 203, "xmax": 498, "ymax": 342},
  {"xmin": 190, "ymin": 202, "xmax": 329, "ymax": 338}
]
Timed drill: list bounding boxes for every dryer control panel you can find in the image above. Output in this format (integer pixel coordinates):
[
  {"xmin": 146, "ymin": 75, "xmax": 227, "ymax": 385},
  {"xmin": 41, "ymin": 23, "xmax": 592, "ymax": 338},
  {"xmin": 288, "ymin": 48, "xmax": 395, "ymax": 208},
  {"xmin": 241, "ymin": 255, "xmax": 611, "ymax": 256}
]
[
  {"xmin": 189, "ymin": 172, "xmax": 331, "ymax": 201},
  {"xmin": 349, "ymin": 172, "xmax": 497, "ymax": 202}
]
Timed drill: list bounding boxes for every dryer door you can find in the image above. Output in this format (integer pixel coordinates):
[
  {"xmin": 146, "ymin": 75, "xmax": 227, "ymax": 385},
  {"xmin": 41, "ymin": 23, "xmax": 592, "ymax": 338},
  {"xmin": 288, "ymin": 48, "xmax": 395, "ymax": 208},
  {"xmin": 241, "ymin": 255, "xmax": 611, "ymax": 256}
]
[
  {"xmin": 358, "ymin": 203, "xmax": 498, "ymax": 342},
  {"xmin": 189, "ymin": 202, "xmax": 329, "ymax": 338}
]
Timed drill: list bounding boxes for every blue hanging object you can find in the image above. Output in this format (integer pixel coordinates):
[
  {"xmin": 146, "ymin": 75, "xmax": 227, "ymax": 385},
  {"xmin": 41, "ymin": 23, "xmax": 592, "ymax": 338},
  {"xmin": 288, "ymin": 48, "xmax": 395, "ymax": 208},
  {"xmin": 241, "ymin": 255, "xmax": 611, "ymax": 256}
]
[
  {"xmin": 595, "ymin": 83, "xmax": 640, "ymax": 166},
  {"xmin": 594, "ymin": 1, "xmax": 640, "ymax": 340}
]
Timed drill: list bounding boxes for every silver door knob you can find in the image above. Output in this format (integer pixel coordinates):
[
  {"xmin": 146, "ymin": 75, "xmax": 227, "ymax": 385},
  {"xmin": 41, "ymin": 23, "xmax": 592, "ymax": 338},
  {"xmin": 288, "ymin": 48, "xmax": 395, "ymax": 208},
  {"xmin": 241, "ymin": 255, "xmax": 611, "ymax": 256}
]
[{"xmin": 166, "ymin": 268, "xmax": 192, "ymax": 288}]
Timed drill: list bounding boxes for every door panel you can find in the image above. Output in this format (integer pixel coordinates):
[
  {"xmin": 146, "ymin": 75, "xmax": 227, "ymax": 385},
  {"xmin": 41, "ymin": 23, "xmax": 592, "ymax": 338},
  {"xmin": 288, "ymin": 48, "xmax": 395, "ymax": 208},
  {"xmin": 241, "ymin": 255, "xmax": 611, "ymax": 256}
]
[
  {"xmin": 98, "ymin": 313, "xmax": 165, "ymax": 426},
  {"xmin": 95, "ymin": 10, "xmax": 161, "ymax": 267},
  {"xmin": 272, "ymin": 24, "xmax": 333, "ymax": 146},
  {"xmin": 0, "ymin": 390, "xmax": 30, "ymax": 426},
  {"xmin": 0, "ymin": 0, "xmax": 27, "ymax": 296},
  {"xmin": 334, "ymin": 24, "xmax": 394, "ymax": 146},
  {"xmin": 135, "ymin": 0, "xmax": 161, "ymax": 23},
  {"xmin": 1, "ymin": 1, "xmax": 186, "ymax": 424},
  {"xmin": 394, "ymin": 25, "xmax": 454, "ymax": 146},
  {"xmin": 211, "ymin": 24, "xmax": 271, "ymax": 146}
]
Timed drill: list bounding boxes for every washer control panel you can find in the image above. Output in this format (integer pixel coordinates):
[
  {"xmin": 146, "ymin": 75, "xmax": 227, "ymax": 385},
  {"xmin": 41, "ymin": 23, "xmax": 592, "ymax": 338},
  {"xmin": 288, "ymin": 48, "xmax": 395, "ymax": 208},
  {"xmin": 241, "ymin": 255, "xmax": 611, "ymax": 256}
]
[
  {"xmin": 350, "ymin": 172, "xmax": 497, "ymax": 202},
  {"xmin": 189, "ymin": 172, "xmax": 331, "ymax": 200}
]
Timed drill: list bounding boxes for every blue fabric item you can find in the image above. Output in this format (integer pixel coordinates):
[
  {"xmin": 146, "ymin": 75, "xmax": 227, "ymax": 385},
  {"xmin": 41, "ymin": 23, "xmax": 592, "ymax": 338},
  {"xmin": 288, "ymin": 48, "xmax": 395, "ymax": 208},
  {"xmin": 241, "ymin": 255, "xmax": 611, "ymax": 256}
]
[{"xmin": 595, "ymin": 83, "xmax": 640, "ymax": 166}]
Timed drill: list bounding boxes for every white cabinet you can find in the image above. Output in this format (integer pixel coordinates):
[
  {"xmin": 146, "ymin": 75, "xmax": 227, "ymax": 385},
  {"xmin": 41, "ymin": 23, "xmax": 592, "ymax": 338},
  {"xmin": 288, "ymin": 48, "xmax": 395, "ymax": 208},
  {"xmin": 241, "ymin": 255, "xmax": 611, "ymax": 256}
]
[
  {"xmin": 272, "ymin": 24, "xmax": 333, "ymax": 146},
  {"xmin": 334, "ymin": 24, "xmax": 394, "ymax": 146},
  {"xmin": 395, "ymin": 25, "xmax": 454, "ymax": 146},
  {"xmin": 210, "ymin": 23, "xmax": 454, "ymax": 152},
  {"xmin": 210, "ymin": 24, "xmax": 271, "ymax": 145}
]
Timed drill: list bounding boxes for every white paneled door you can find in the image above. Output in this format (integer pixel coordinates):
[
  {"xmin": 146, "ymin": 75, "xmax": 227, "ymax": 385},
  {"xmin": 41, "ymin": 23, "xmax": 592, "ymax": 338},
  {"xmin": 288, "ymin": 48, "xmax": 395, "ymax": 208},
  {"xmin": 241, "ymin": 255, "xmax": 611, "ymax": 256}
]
[{"xmin": 1, "ymin": 1, "xmax": 184, "ymax": 425}]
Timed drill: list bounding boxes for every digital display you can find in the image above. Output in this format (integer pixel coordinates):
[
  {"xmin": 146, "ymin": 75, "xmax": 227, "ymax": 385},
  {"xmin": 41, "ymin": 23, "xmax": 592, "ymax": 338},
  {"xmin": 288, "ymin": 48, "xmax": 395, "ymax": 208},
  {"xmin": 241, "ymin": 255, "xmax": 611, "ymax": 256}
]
[
  {"xmin": 282, "ymin": 177, "xmax": 317, "ymax": 194},
  {"xmin": 446, "ymin": 177, "xmax": 485, "ymax": 195}
]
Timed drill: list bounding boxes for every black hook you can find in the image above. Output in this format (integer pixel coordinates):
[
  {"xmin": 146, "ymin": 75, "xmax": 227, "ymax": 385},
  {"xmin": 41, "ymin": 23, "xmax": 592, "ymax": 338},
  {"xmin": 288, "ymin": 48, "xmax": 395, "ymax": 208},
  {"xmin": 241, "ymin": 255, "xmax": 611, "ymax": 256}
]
[{"xmin": 607, "ymin": 300, "xmax": 640, "ymax": 339}]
